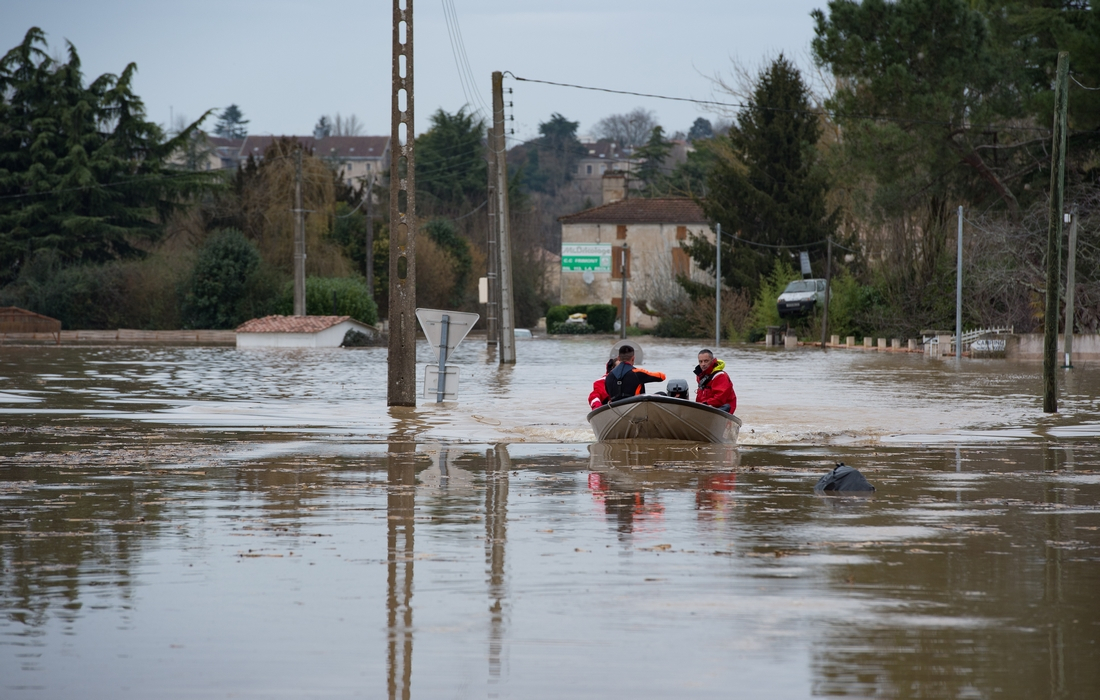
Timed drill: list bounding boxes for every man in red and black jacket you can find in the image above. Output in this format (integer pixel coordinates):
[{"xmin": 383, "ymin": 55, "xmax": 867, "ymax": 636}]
[
  {"xmin": 694, "ymin": 348, "xmax": 736, "ymax": 413},
  {"xmin": 604, "ymin": 345, "xmax": 666, "ymax": 403}
]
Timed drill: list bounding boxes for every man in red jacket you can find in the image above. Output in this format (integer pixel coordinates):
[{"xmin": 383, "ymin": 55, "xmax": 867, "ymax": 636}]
[{"xmin": 694, "ymin": 348, "xmax": 736, "ymax": 413}]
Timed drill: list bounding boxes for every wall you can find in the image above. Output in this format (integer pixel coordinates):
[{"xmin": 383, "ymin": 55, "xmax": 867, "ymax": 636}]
[
  {"xmin": 560, "ymin": 221, "xmax": 713, "ymax": 329},
  {"xmin": 1005, "ymin": 334, "xmax": 1100, "ymax": 361}
]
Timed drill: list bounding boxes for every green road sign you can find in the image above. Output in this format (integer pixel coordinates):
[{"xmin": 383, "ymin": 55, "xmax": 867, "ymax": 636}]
[{"xmin": 561, "ymin": 243, "xmax": 611, "ymax": 272}]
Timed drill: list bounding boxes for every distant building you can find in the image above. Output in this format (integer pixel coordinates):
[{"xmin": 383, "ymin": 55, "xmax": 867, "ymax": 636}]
[
  {"xmin": 558, "ymin": 198, "xmax": 712, "ymax": 330},
  {"xmin": 240, "ymin": 135, "xmax": 390, "ymax": 187},
  {"xmin": 236, "ymin": 315, "xmax": 380, "ymax": 348},
  {"xmin": 573, "ymin": 141, "xmax": 639, "ymax": 203}
]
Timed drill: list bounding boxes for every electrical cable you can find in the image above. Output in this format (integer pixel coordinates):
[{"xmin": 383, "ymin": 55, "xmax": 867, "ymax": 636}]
[{"xmin": 506, "ymin": 73, "xmax": 1060, "ymax": 133}]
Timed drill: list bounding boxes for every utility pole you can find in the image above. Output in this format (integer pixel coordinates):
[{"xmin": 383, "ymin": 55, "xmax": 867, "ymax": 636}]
[
  {"xmin": 365, "ymin": 173, "xmax": 375, "ymax": 298},
  {"xmin": 485, "ymin": 127, "xmax": 499, "ymax": 347},
  {"xmin": 491, "ymin": 71, "xmax": 516, "ymax": 364},
  {"xmin": 388, "ymin": 0, "xmax": 417, "ymax": 406},
  {"xmin": 620, "ymin": 242, "xmax": 629, "ymax": 340},
  {"xmin": 820, "ymin": 237, "xmax": 832, "ymax": 350},
  {"xmin": 293, "ymin": 147, "xmax": 306, "ymax": 316},
  {"xmin": 1044, "ymin": 51, "xmax": 1069, "ymax": 414},
  {"xmin": 956, "ymin": 206, "xmax": 963, "ymax": 364},
  {"xmin": 1064, "ymin": 206, "xmax": 1079, "ymax": 368},
  {"xmin": 715, "ymin": 223, "xmax": 721, "ymax": 348}
]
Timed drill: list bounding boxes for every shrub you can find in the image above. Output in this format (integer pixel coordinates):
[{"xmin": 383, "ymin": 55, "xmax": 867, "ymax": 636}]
[
  {"xmin": 746, "ymin": 259, "xmax": 801, "ymax": 337},
  {"xmin": 276, "ymin": 276, "xmax": 378, "ymax": 325},
  {"xmin": 181, "ymin": 229, "xmax": 275, "ymax": 329},
  {"xmin": 550, "ymin": 322, "xmax": 595, "ymax": 334},
  {"xmin": 586, "ymin": 304, "xmax": 617, "ymax": 332},
  {"xmin": 546, "ymin": 305, "xmax": 572, "ymax": 328}
]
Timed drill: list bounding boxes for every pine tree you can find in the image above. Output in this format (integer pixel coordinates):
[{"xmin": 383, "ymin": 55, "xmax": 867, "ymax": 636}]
[
  {"xmin": 214, "ymin": 104, "xmax": 249, "ymax": 139},
  {"xmin": 685, "ymin": 55, "xmax": 836, "ymax": 294},
  {"xmin": 0, "ymin": 28, "xmax": 217, "ymax": 285}
]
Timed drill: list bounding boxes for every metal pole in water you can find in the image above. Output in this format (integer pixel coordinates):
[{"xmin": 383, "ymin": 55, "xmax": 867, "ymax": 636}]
[
  {"xmin": 956, "ymin": 205, "xmax": 963, "ymax": 364},
  {"xmin": 620, "ymin": 242, "xmax": 628, "ymax": 340},
  {"xmin": 820, "ymin": 236, "xmax": 832, "ymax": 351},
  {"xmin": 715, "ymin": 223, "xmax": 721, "ymax": 349},
  {"xmin": 1063, "ymin": 206, "xmax": 1078, "ymax": 368},
  {"xmin": 436, "ymin": 314, "xmax": 449, "ymax": 403}
]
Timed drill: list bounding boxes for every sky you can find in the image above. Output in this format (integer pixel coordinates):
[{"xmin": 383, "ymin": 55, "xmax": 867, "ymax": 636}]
[{"xmin": 3, "ymin": 0, "xmax": 830, "ymax": 143}]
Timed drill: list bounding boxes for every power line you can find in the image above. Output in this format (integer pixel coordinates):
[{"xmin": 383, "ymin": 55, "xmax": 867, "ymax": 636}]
[{"xmin": 505, "ymin": 73, "xmax": 1057, "ymax": 133}]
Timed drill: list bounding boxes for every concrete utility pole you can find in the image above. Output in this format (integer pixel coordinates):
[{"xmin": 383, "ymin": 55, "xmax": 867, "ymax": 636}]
[
  {"xmin": 820, "ymin": 237, "xmax": 832, "ymax": 350},
  {"xmin": 388, "ymin": 0, "xmax": 417, "ymax": 406},
  {"xmin": 1064, "ymin": 206, "xmax": 1079, "ymax": 368},
  {"xmin": 715, "ymin": 223, "xmax": 721, "ymax": 348},
  {"xmin": 956, "ymin": 205, "xmax": 963, "ymax": 364},
  {"xmin": 491, "ymin": 71, "xmax": 516, "ymax": 364},
  {"xmin": 293, "ymin": 148, "xmax": 306, "ymax": 316},
  {"xmin": 1044, "ymin": 51, "xmax": 1069, "ymax": 414},
  {"xmin": 485, "ymin": 127, "xmax": 499, "ymax": 347},
  {"xmin": 365, "ymin": 173, "xmax": 375, "ymax": 298}
]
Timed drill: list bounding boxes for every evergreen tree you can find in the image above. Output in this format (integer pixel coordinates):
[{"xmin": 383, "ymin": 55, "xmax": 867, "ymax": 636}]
[
  {"xmin": 0, "ymin": 28, "xmax": 217, "ymax": 285},
  {"xmin": 214, "ymin": 104, "xmax": 249, "ymax": 139},
  {"xmin": 634, "ymin": 126, "xmax": 673, "ymax": 196},
  {"xmin": 687, "ymin": 118, "xmax": 713, "ymax": 142},
  {"xmin": 685, "ymin": 55, "xmax": 836, "ymax": 295},
  {"xmin": 519, "ymin": 113, "xmax": 585, "ymax": 195},
  {"xmin": 415, "ymin": 107, "xmax": 486, "ymax": 213}
]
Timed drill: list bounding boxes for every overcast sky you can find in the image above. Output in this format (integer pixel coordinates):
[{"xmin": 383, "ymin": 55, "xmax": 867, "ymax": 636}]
[{"xmin": 3, "ymin": 0, "xmax": 829, "ymax": 142}]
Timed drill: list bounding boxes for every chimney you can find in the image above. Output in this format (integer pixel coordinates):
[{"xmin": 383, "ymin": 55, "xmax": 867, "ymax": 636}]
[{"xmin": 602, "ymin": 171, "xmax": 626, "ymax": 205}]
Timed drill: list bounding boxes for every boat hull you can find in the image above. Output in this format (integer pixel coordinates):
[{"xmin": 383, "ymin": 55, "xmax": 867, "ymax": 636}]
[{"xmin": 587, "ymin": 395, "xmax": 742, "ymax": 443}]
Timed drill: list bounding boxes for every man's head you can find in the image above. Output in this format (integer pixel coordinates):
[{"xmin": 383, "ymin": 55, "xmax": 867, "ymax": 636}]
[
  {"xmin": 618, "ymin": 345, "xmax": 635, "ymax": 362},
  {"xmin": 698, "ymin": 348, "xmax": 715, "ymax": 371}
]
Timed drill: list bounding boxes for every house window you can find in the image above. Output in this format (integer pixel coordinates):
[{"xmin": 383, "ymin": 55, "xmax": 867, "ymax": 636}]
[
  {"xmin": 586, "ymin": 164, "xmax": 593, "ymax": 175},
  {"xmin": 616, "ymin": 225, "xmax": 627, "ymax": 239},
  {"xmin": 611, "ymin": 245, "xmax": 631, "ymax": 279},
  {"xmin": 672, "ymin": 248, "xmax": 690, "ymax": 277},
  {"xmin": 676, "ymin": 225, "xmax": 687, "ymax": 240}
]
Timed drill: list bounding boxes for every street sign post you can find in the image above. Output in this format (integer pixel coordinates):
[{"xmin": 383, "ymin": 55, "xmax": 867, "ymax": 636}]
[
  {"xmin": 423, "ymin": 365, "xmax": 459, "ymax": 401},
  {"xmin": 415, "ymin": 308, "xmax": 479, "ymax": 403}
]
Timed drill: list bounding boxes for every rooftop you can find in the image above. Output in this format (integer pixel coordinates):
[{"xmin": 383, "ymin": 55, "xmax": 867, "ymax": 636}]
[
  {"xmin": 236, "ymin": 315, "xmax": 354, "ymax": 334},
  {"xmin": 559, "ymin": 197, "xmax": 708, "ymax": 225}
]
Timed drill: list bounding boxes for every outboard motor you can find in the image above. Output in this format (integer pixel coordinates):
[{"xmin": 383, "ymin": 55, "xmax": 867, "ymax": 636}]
[
  {"xmin": 666, "ymin": 379, "xmax": 690, "ymax": 400},
  {"xmin": 814, "ymin": 462, "xmax": 875, "ymax": 494}
]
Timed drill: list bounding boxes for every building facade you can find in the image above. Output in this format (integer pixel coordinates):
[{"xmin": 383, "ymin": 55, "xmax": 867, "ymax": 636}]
[{"xmin": 558, "ymin": 198, "xmax": 714, "ymax": 330}]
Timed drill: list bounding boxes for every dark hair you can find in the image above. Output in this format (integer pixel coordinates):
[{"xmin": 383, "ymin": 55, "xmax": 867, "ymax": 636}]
[
  {"xmin": 698, "ymin": 348, "xmax": 714, "ymax": 359},
  {"xmin": 605, "ymin": 358, "xmax": 616, "ymax": 372},
  {"xmin": 618, "ymin": 344, "xmax": 635, "ymax": 358}
]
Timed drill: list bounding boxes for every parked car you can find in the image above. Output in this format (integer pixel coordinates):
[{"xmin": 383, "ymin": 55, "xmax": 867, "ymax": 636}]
[{"xmin": 777, "ymin": 278, "xmax": 828, "ymax": 317}]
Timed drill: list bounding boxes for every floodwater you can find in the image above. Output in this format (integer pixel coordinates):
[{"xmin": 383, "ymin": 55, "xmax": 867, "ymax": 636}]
[{"xmin": 1, "ymin": 338, "xmax": 1099, "ymax": 698}]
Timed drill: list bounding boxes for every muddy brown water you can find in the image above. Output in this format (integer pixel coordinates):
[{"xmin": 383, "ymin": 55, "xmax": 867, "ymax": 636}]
[{"xmin": 1, "ymin": 339, "xmax": 1099, "ymax": 698}]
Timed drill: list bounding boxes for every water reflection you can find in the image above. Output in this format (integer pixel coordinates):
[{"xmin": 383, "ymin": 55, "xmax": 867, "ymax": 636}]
[
  {"xmin": 484, "ymin": 445, "xmax": 509, "ymax": 686},
  {"xmin": 386, "ymin": 439, "xmax": 416, "ymax": 700}
]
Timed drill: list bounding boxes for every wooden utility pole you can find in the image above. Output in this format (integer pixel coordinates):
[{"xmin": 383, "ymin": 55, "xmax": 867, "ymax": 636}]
[
  {"xmin": 388, "ymin": 0, "xmax": 417, "ymax": 406},
  {"xmin": 365, "ymin": 173, "xmax": 375, "ymax": 298},
  {"xmin": 485, "ymin": 127, "xmax": 499, "ymax": 347},
  {"xmin": 820, "ymin": 237, "xmax": 832, "ymax": 350},
  {"xmin": 1063, "ymin": 206, "xmax": 1079, "ymax": 368},
  {"xmin": 1043, "ymin": 51, "xmax": 1069, "ymax": 414},
  {"xmin": 293, "ymin": 148, "xmax": 306, "ymax": 316},
  {"xmin": 491, "ymin": 71, "xmax": 516, "ymax": 364}
]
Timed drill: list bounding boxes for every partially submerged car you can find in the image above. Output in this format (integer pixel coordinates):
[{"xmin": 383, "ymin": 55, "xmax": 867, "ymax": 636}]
[{"xmin": 777, "ymin": 278, "xmax": 828, "ymax": 317}]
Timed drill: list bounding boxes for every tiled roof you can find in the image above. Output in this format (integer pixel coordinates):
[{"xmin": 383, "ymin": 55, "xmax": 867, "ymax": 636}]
[
  {"xmin": 240, "ymin": 135, "xmax": 389, "ymax": 160},
  {"xmin": 559, "ymin": 197, "xmax": 708, "ymax": 225},
  {"xmin": 236, "ymin": 315, "xmax": 352, "ymax": 334}
]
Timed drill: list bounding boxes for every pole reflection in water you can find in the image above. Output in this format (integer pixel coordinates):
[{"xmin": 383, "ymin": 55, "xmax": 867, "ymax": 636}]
[
  {"xmin": 485, "ymin": 445, "xmax": 510, "ymax": 685},
  {"xmin": 386, "ymin": 409, "xmax": 421, "ymax": 700}
]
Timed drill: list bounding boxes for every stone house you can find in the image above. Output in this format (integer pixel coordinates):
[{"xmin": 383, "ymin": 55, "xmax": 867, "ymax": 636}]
[
  {"xmin": 239, "ymin": 135, "xmax": 390, "ymax": 187},
  {"xmin": 557, "ymin": 197, "xmax": 713, "ymax": 330}
]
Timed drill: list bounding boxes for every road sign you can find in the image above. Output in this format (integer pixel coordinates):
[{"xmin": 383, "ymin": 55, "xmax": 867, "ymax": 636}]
[
  {"xmin": 415, "ymin": 308, "xmax": 480, "ymax": 355},
  {"xmin": 424, "ymin": 365, "xmax": 459, "ymax": 401},
  {"xmin": 562, "ymin": 243, "xmax": 611, "ymax": 272}
]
